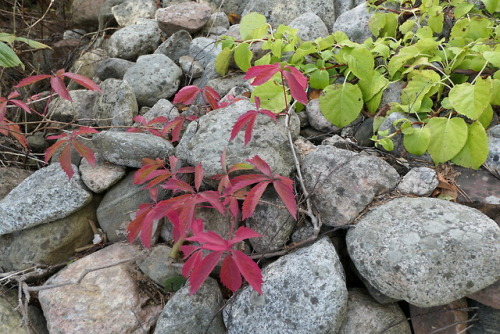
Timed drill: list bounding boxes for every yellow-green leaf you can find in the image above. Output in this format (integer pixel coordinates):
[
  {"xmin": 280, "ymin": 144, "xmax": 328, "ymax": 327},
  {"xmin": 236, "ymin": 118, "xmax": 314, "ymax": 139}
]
[
  {"xmin": 451, "ymin": 121, "xmax": 489, "ymax": 169},
  {"xmin": 215, "ymin": 47, "xmax": 232, "ymax": 75},
  {"xmin": 427, "ymin": 117, "xmax": 468, "ymax": 164},
  {"xmin": 234, "ymin": 43, "xmax": 252, "ymax": 71},
  {"xmin": 448, "ymin": 77, "xmax": 491, "ymax": 120},
  {"xmin": 319, "ymin": 83, "xmax": 363, "ymax": 127},
  {"xmin": 403, "ymin": 126, "xmax": 431, "ymax": 155},
  {"xmin": 347, "ymin": 47, "xmax": 374, "ymax": 81},
  {"xmin": 240, "ymin": 12, "xmax": 268, "ymax": 40},
  {"xmin": 483, "ymin": 51, "xmax": 500, "ymax": 67},
  {"xmin": 0, "ymin": 41, "xmax": 23, "ymax": 68}
]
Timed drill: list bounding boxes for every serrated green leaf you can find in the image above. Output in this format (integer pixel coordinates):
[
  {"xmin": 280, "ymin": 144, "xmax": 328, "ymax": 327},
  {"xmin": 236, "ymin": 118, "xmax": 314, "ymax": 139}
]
[
  {"xmin": 380, "ymin": 138, "xmax": 394, "ymax": 151},
  {"xmin": 478, "ymin": 104, "xmax": 493, "ymax": 128},
  {"xmin": 271, "ymin": 39, "xmax": 283, "ymax": 58},
  {"xmin": 451, "ymin": 121, "xmax": 488, "ymax": 169},
  {"xmin": 252, "ymin": 77, "xmax": 289, "ymax": 112},
  {"xmin": 309, "ymin": 69, "xmax": 329, "ymax": 89},
  {"xmin": 403, "ymin": 126, "xmax": 431, "ymax": 155},
  {"xmin": 399, "ymin": 20, "xmax": 416, "ymax": 35},
  {"xmin": 369, "ymin": 13, "xmax": 386, "ymax": 38},
  {"xmin": 316, "ymin": 34, "xmax": 336, "ymax": 50},
  {"xmin": 372, "ymin": 42, "xmax": 390, "ymax": 59},
  {"xmin": 0, "ymin": 41, "xmax": 23, "ymax": 68},
  {"xmin": 358, "ymin": 71, "xmax": 389, "ymax": 102},
  {"xmin": 240, "ymin": 12, "xmax": 267, "ymax": 40},
  {"xmin": 365, "ymin": 89, "xmax": 385, "ymax": 114},
  {"xmin": 427, "ymin": 117, "xmax": 468, "ymax": 164},
  {"xmin": 481, "ymin": 0, "xmax": 500, "ymax": 14},
  {"xmin": 254, "ymin": 53, "xmax": 271, "ymax": 66},
  {"xmin": 234, "ymin": 43, "xmax": 252, "ymax": 71},
  {"xmin": 401, "ymin": 70, "xmax": 441, "ymax": 113},
  {"xmin": 449, "ymin": 77, "xmax": 491, "ymax": 120},
  {"xmin": 483, "ymin": 51, "xmax": 500, "ymax": 67},
  {"xmin": 215, "ymin": 47, "xmax": 232, "ymax": 75},
  {"xmin": 347, "ymin": 47, "xmax": 374, "ymax": 81},
  {"xmin": 290, "ymin": 42, "xmax": 317, "ymax": 64},
  {"xmin": 319, "ymin": 83, "xmax": 363, "ymax": 127},
  {"xmin": 491, "ymin": 79, "xmax": 500, "ymax": 105}
]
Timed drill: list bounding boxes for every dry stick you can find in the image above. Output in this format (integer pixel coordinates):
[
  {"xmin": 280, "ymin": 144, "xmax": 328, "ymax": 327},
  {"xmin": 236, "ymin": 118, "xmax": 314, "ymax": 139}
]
[{"xmin": 26, "ymin": 0, "xmax": 54, "ymax": 30}]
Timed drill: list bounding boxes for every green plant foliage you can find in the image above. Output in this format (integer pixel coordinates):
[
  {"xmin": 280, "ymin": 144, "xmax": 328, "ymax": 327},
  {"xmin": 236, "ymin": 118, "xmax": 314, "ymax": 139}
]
[
  {"xmin": 449, "ymin": 77, "xmax": 491, "ymax": 120},
  {"xmin": 319, "ymin": 83, "xmax": 363, "ymax": 127},
  {"xmin": 451, "ymin": 121, "xmax": 489, "ymax": 169},
  {"xmin": 426, "ymin": 117, "xmax": 468, "ymax": 164},
  {"xmin": 0, "ymin": 33, "xmax": 49, "ymax": 69}
]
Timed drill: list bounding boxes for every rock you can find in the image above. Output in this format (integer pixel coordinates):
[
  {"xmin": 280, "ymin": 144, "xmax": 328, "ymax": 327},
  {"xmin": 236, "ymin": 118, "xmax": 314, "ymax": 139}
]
[
  {"xmin": 63, "ymin": 29, "xmax": 87, "ymax": 40},
  {"xmin": 246, "ymin": 189, "xmax": 295, "ymax": 253},
  {"xmin": 289, "ymin": 12, "xmax": 329, "ymax": 41},
  {"xmin": 138, "ymin": 98, "xmax": 180, "ymax": 123},
  {"xmin": 95, "ymin": 57, "xmax": 135, "ymax": 80},
  {"xmin": 0, "ymin": 290, "xmax": 29, "ymax": 334},
  {"xmin": 154, "ymin": 278, "xmax": 226, "ymax": 334},
  {"xmin": 242, "ymin": 0, "xmax": 336, "ymax": 32},
  {"xmin": 338, "ymin": 288, "xmax": 411, "ymax": 334},
  {"xmin": 200, "ymin": 12, "xmax": 230, "ymax": 36},
  {"xmin": 47, "ymin": 90, "xmax": 98, "ymax": 124},
  {"xmin": 179, "ymin": 55, "xmax": 204, "ymax": 79},
  {"xmin": 354, "ymin": 117, "xmax": 375, "ymax": 147},
  {"xmin": 27, "ymin": 132, "xmax": 48, "ymax": 153},
  {"xmin": 79, "ymin": 159, "xmax": 126, "ymax": 193},
  {"xmin": 224, "ymin": 237, "xmax": 347, "ymax": 333},
  {"xmin": 124, "ymin": 54, "xmax": 182, "ymax": 107},
  {"xmin": 0, "ymin": 167, "xmax": 33, "ymax": 200},
  {"xmin": 93, "ymin": 78, "xmax": 138, "ymax": 127},
  {"xmin": 176, "ymin": 99, "xmax": 300, "ymax": 178},
  {"xmin": 96, "ymin": 172, "xmax": 166, "ymax": 242},
  {"xmin": 305, "ymin": 99, "xmax": 341, "ymax": 133},
  {"xmin": 112, "ymin": 0, "xmax": 157, "ymax": 26},
  {"xmin": 137, "ymin": 244, "xmax": 182, "ymax": 286},
  {"xmin": 98, "ymin": 0, "xmax": 127, "ymax": 28},
  {"xmin": 467, "ymin": 280, "xmax": 500, "ymax": 310},
  {"xmin": 347, "ymin": 197, "xmax": 500, "ymax": 307},
  {"xmin": 322, "ymin": 134, "xmax": 355, "ymax": 150},
  {"xmin": 332, "ymin": 3, "xmax": 374, "ymax": 43},
  {"xmin": 301, "ymin": 145, "xmax": 399, "ymax": 226},
  {"xmin": 455, "ymin": 166, "xmax": 500, "ymax": 224},
  {"xmin": 0, "ymin": 163, "xmax": 92, "ymax": 236},
  {"xmin": 380, "ymin": 81, "xmax": 404, "ymax": 107},
  {"xmin": 72, "ymin": 0, "xmax": 108, "ymax": 28},
  {"xmin": 38, "ymin": 243, "xmax": 161, "ymax": 333},
  {"xmin": 397, "ymin": 167, "xmax": 438, "ymax": 196},
  {"xmin": 0, "ymin": 200, "xmax": 96, "ymax": 271},
  {"xmin": 105, "ymin": 19, "xmax": 161, "ymax": 60},
  {"xmin": 69, "ymin": 49, "xmax": 108, "ymax": 87},
  {"xmin": 206, "ymin": 73, "xmax": 251, "ymax": 98},
  {"xmin": 200, "ymin": 0, "xmax": 249, "ymax": 15},
  {"xmin": 92, "ymin": 130, "xmax": 174, "ymax": 168},
  {"xmin": 154, "ymin": 30, "xmax": 192, "ymax": 64},
  {"xmin": 156, "ymin": 2, "xmax": 212, "ymax": 35},
  {"xmin": 486, "ymin": 124, "xmax": 500, "ymax": 177},
  {"xmin": 335, "ymin": 0, "xmax": 366, "ymax": 18},
  {"xmin": 189, "ymin": 37, "xmax": 222, "ymax": 68},
  {"xmin": 410, "ymin": 299, "xmax": 468, "ymax": 334}
]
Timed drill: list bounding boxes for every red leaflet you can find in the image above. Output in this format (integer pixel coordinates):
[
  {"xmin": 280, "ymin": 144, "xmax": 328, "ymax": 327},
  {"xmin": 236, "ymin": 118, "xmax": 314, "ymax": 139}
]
[
  {"xmin": 283, "ymin": 69, "xmax": 308, "ymax": 105},
  {"xmin": 241, "ymin": 181, "xmax": 270, "ymax": 219},
  {"xmin": 50, "ymin": 75, "xmax": 72, "ymax": 101},
  {"xmin": 0, "ymin": 119, "xmax": 29, "ymax": 150},
  {"xmin": 232, "ymin": 250, "xmax": 263, "ymax": 294},
  {"xmin": 14, "ymin": 74, "xmax": 52, "ymax": 88},
  {"xmin": 62, "ymin": 72, "xmax": 103, "ymax": 92},
  {"xmin": 247, "ymin": 155, "xmax": 273, "ymax": 177},
  {"xmin": 244, "ymin": 63, "xmax": 281, "ymax": 86},
  {"xmin": 187, "ymin": 251, "xmax": 223, "ymax": 293},
  {"xmin": 173, "ymin": 86, "xmax": 202, "ymax": 105},
  {"xmin": 201, "ymin": 86, "xmax": 220, "ymax": 110},
  {"xmin": 220, "ymin": 255, "xmax": 242, "ymax": 292}
]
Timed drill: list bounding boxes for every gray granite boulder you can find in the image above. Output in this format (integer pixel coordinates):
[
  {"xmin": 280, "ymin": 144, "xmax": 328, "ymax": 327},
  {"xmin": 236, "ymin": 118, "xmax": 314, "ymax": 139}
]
[
  {"xmin": 224, "ymin": 237, "xmax": 348, "ymax": 333},
  {"xmin": 289, "ymin": 12, "xmax": 329, "ymax": 41},
  {"xmin": 305, "ymin": 99, "xmax": 342, "ymax": 133},
  {"xmin": 301, "ymin": 145, "xmax": 400, "ymax": 227},
  {"xmin": 48, "ymin": 90, "xmax": 98, "ymax": 124},
  {"xmin": 96, "ymin": 172, "xmax": 166, "ymax": 242},
  {"xmin": 154, "ymin": 278, "xmax": 226, "ymax": 334},
  {"xmin": 0, "ymin": 290, "xmax": 31, "ymax": 334},
  {"xmin": 154, "ymin": 29, "xmax": 192, "ymax": 64},
  {"xmin": 156, "ymin": 2, "xmax": 212, "ymax": 35},
  {"xmin": 92, "ymin": 130, "xmax": 175, "ymax": 168},
  {"xmin": 176, "ymin": 99, "xmax": 300, "ymax": 178},
  {"xmin": 200, "ymin": 0, "xmax": 249, "ymax": 15},
  {"xmin": 79, "ymin": 159, "xmax": 126, "ymax": 193},
  {"xmin": 339, "ymin": 289, "xmax": 411, "ymax": 334},
  {"xmin": 95, "ymin": 57, "xmax": 135, "ymax": 80},
  {"xmin": 0, "ymin": 200, "xmax": 96, "ymax": 271},
  {"xmin": 137, "ymin": 244, "xmax": 182, "ymax": 286},
  {"xmin": 201, "ymin": 12, "xmax": 230, "ymax": 37},
  {"xmin": 0, "ymin": 163, "xmax": 93, "ymax": 235},
  {"xmin": 397, "ymin": 167, "xmax": 438, "ymax": 196},
  {"xmin": 242, "ymin": 0, "xmax": 335, "ymax": 32},
  {"xmin": 112, "ymin": 0, "xmax": 156, "ymax": 26},
  {"xmin": 189, "ymin": 37, "xmax": 222, "ymax": 68},
  {"xmin": 93, "ymin": 78, "xmax": 138, "ymax": 127},
  {"xmin": 124, "ymin": 54, "xmax": 182, "ymax": 107},
  {"xmin": 138, "ymin": 98, "xmax": 180, "ymax": 123},
  {"xmin": 105, "ymin": 19, "xmax": 161, "ymax": 60},
  {"xmin": 486, "ymin": 124, "xmax": 500, "ymax": 177},
  {"xmin": 347, "ymin": 197, "xmax": 500, "ymax": 307},
  {"xmin": 332, "ymin": 3, "xmax": 374, "ymax": 43}
]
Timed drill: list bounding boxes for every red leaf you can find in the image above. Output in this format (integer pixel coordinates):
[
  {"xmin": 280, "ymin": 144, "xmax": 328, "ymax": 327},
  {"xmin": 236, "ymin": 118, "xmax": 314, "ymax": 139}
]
[
  {"xmin": 162, "ymin": 179, "xmax": 195, "ymax": 194},
  {"xmin": 7, "ymin": 91, "xmax": 20, "ymax": 99},
  {"xmin": 62, "ymin": 72, "xmax": 103, "ymax": 92},
  {"xmin": 283, "ymin": 69, "xmax": 308, "ymax": 105},
  {"xmin": 194, "ymin": 163, "xmax": 204, "ymax": 191},
  {"xmin": 220, "ymin": 255, "xmax": 242, "ymax": 292},
  {"xmin": 191, "ymin": 218, "xmax": 204, "ymax": 235},
  {"xmin": 284, "ymin": 66, "xmax": 308, "ymax": 90},
  {"xmin": 272, "ymin": 176, "xmax": 297, "ymax": 220},
  {"xmin": 127, "ymin": 203, "xmax": 154, "ymax": 243},
  {"xmin": 202, "ymin": 86, "xmax": 221, "ymax": 110},
  {"xmin": 230, "ymin": 226, "xmax": 263, "ymax": 245},
  {"xmin": 247, "ymin": 155, "xmax": 273, "ymax": 177},
  {"xmin": 230, "ymin": 111, "xmax": 256, "ymax": 144},
  {"xmin": 182, "ymin": 248, "xmax": 202, "ymax": 277},
  {"xmin": 59, "ymin": 144, "xmax": 74, "ymax": 179},
  {"xmin": 140, "ymin": 214, "xmax": 157, "ymax": 248},
  {"xmin": 2, "ymin": 121, "xmax": 28, "ymax": 150},
  {"xmin": 244, "ymin": 63, "xmax": 281, "ymax": 86},
  {"xmin": 196, "ymin": 191, "xmax": 225, "ymax": 214},
  {"xmin": 44, "ymin": 139, "xmax": 67, "ymax": 163},
  {"xmin": 173, "ymin": 85, "xmax": 201, "ymax": 105},
  {"xmin": 232, "ymin": 250, "xmax": 263, "ymax": 294},
  {"xmin": 181, "ymin": 245, "xmax": 200, "ymax": 260},
  {"xmin": 187, "ymin": 230, "xmax": 228, "ymax": 252},
  {"xmin": 188, "ymin": 251, "xmax": 223, "ymax": 295},
  {"xmin": 72, "ymin": 126, "xmax": 99, "ymax": 136},
  {"xmin": 50, "ymin": 75, "xmax": 72, "ymax": 101},
  {"xmin": 9, "ymin": 99, "xmax": 31, "ymax": 114},
  {"xmin": 226, "ymin": 174, "xmax": 268, "ymax": 194},
  {"xmin": 72, "ymin": 140, "xmax": 96, "ymax": 166},
  {"xmin": 242, "ymin": 181, "xmax": 270, "ymax": 219},
  {"xmin": 0, "ymin": 100, "xmax": 7, "ymax": 120},
  {"xmin": 14, "ymin": 74, "xmax": 51, "ymax": 88}
]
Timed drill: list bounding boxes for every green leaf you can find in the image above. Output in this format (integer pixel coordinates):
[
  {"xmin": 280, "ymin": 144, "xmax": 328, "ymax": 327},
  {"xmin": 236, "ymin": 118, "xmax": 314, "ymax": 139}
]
[
  {"xmin": 477, "ymin": 104, "xmax": 493, "ymax": 129},
  {"xmin": 309, "ymin": 69, "xmax": 329, "ymax": 89},
  {"xmin": 347, "ymin": 47, "xmax": 374, "ymax": 81},
  {"xmin": 319, "ymin": 83, "xmax": 363, "ymax": 127},
  {"xmin": 365, "ymin": 88, "xmax": 385, "ymax": 114},
  {"xmin": 448, "ymin": 77, "xmax": 491, "ymax": 120},
  {"xmin": 483, "ymin": 51, "xmax": 500, "ymax": 67},
  {"xmin": 252, "ymin": 77, "xmax": 289, "ymax": 112},
  {"xmin": 403, "ymin": 126, "xmax": 431, "ymax": 155},
  {"xmin": 358, "ymin": 71, "xmax": 389, "ymax": 103},
  {"xmin": 290, "ymin": 42, "xmax": 317, "ymax": 64},
  {"xmin": 454, "ymin": 2, "xmax": 474, "ymax": 18},
  {"xmin": 215, "ymin": 47, "xmax": 232, "ymax": 75},
  {"xmin": 234, "ymin": 43, "xmax": 252, "ymax": 71},
  {"xmin": 15, "ymin": 37, "xmax": 50, "ymax": 49},
  {"xmin": 427, "ymin": 117, "xmax": 468, "ymax": 164},
  {"xmin": 451, "ymin": 121, "xmax": 488, "ymax": 169},
  {"xmin": 0, "ymin": 41, "xmax": 23, "ymax": 68},
  {"xmin": 481, "ymin": 0, "xmax": 500, "ymax": 14},
  {"xmin": 163, "ymin": 275, "xmax": 187, "ymax": 292},
  {"xmin": 379, "ymin": 138, "xmax": 394, "ymax": 151},
  {"xmin": 428, "ymin": 7, "xmax": 444, "ymax": 33},
  {"xmin": 399, "ymin": 20, "xmax": 416, "ymax": 35},
  {"xmin": 240, "ymin": 12, "xmax": 268, "ymax": 40},
  {"xmin": 491, "ymin": 79, "xmax": 500, "ymax": 105},
  {"xmin": 0, "ymin": 33, "xmax": 16, "ymax": 44},
  {"xmin": 254, "ymin": 53, "xmax": 271, "ymax": 66},
  {"xmin": 400, "ymin": 70, "xmax": 441, "ymax": 113}
]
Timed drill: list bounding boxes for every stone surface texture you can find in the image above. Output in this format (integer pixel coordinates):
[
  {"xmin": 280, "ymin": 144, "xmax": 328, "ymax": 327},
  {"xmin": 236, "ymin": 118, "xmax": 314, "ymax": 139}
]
[
  {"xmin": 0, "ymin": 167, "xmax": 33, "ymax": 200},
  {"xmin": 105, "ymin": 19, "xmax": 161, "ymax": 60},
  {"xmin": 347, "ymin": 197, "xmax": 500, "ymax": 307},
  {"xmin": 112, "ymin": 0, "xmax": 157, "ymax": 26},
  {"xmin": 156, "ymin": 2, "xmax": 212, "ymax": 35},
  {"xmin": 397, "ymin": 167, "xmax": 438, "ymax": 196},
  {"xmin": 93, "ymin": 78, "xmax": 138, "ymax": 127},
  {"xmin": 79, "ymin": 159, "xmax": 126, "ymax": 193},
  {"xmin": 289, "ymin": 12, "xmax": 329, "ymax": 41}
]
